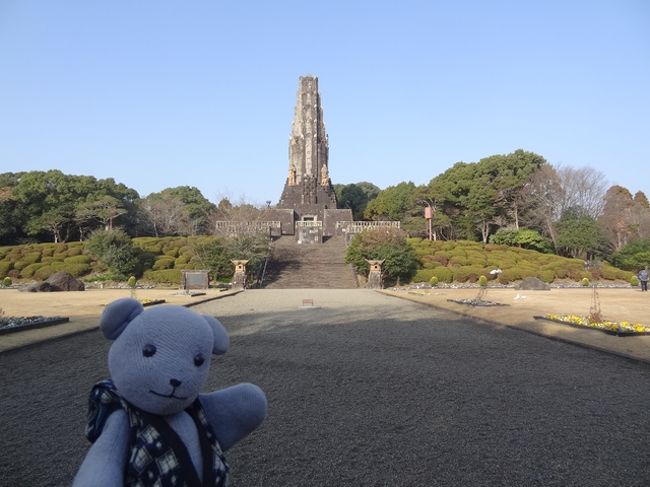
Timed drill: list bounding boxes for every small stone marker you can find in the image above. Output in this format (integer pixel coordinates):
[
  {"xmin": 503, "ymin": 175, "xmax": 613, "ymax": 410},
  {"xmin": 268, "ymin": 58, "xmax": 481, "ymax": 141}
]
[{"xmin": 181, "ymin": 270, "xmax": 209, "ymax": 291}]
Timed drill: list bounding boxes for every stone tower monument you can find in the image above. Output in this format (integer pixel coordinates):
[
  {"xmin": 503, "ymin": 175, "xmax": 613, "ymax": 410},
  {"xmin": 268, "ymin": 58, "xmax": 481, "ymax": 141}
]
[{"xmin": 278, "ymin": 76, "xmax": 339, "ymax": 222}]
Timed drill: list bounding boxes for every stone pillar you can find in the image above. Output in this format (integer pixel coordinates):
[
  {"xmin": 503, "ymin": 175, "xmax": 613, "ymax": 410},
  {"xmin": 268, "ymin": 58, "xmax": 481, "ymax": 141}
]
[
  {"xmin": 366, "ymin": 260, "xmax": 384, "ymax": 289},
  {"xmin": 231, "ymin": 260, "xmax": 249, "ymax": 290}
]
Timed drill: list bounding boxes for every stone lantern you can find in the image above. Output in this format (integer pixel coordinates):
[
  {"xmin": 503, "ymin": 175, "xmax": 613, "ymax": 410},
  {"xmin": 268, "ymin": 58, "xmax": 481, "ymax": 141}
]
[
  {"xmin": 366, "ymin": 259, "xmax": 384, "ymax": 289},
  {"xmin": 231, "ymin": 260, "xmax": 249, "ymax": 289}
]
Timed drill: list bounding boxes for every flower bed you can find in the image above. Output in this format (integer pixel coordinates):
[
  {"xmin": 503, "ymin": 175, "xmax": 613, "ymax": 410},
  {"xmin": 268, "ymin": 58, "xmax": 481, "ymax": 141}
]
[
  {"xmin": 0, "ymin": 316, "xmax": 70, "ymax": 335},
  {"xmin": 447, "ymin": 298, "xmax": 509, "ymax": 307},
  {"xmin": 535, "ymin": 314, "xmax": 650, "ymax": 337}
]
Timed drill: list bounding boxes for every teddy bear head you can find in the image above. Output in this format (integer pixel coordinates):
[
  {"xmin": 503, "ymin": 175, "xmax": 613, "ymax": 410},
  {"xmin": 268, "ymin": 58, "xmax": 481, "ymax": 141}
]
[{"xmin": 100, "ymin": 298, "xmax": 229, "ymax": 416}]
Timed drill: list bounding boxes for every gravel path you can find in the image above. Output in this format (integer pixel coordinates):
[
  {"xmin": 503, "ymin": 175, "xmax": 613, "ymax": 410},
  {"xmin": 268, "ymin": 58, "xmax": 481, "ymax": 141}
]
[{"xmin": 1, "ymin": 289, "xmax": 649, "ymax": 486}]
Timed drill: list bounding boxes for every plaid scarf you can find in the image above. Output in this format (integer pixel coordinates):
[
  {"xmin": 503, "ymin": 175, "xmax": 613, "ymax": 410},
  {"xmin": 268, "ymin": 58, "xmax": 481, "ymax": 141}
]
[{"xmin": 86, "ymin": 379, "xmax": 229, "ymax": 487}]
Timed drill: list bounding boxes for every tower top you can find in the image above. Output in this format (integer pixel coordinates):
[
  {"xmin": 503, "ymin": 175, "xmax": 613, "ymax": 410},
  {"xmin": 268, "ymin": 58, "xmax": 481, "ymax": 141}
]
[{"xmin": 277, "ymin": 75, "xmax": 338, "ymax": 218}]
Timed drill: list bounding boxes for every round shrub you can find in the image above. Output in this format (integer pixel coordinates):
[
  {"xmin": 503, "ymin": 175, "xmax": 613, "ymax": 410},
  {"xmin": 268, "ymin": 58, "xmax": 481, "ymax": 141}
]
[
  {"xmin": 345, "ymin": 228, "xmax": 418, "ymax": 285},
  {"xmin": 86, "ymin": 229, "xmax": 143, "ymax": 278},
  {"xmin": 175, "ymin": 255, "xmax": 191, "ymax": 267},
  {"xmin": 61, "ymin": 263, "xmax": 91, "ymax": 277},
  {"xmin": 20, "ymin": 263, "xmax": 44, "ymax": 278},
  {"xmin": 12, "ymin": 260, "xmax": 29, "ymax": 271},
  {"xmin": 143, "ymin": 243, "xmax": 163, "ymax": 254},
  {"xmin": 3, "ymin": 276, "xmax": 12, "ymax": 287},
  {"xmin": 630, "ymin": 275, "xmax": 639, "ymax": 287},
  {"xmin": 466, "ymin": 251, "xmax": 487, "ymax": 266},
  {"xmin": 0, "ymin": 261, "xmax": 12, "ymax": 278},
  {"xmin": 152, "ymin": 257, "xmax": 175, "ymax": 271},
  {"xmin": 431, "ymin": 251, "xmax": 451, "ymax": 266},
  {"xmin": 41, "ymin": 246, "xmax": 54, "ymax": 257},
  {"xmin": 413, "ymin": 269, "xmax": 436, "ymax": 283},
  {"xmin": 497, "ymin": 269, "xmax": 520, "ymax": 285},
  {"xmin": 34, "ymin": 265, "xmax": 55, "ymax": 280},
  {"xmin": 478, "ymin": 275, "xmax": 488, "ymax": 287},
  {"xmin": 537, "ymin": 270, "xmax": 555, "ymax": 283},
  {"xmin": 429, "ymin": 276, "xmax": 439, "ymax": 287},
  {"xmin": 64, "ymin": 255, "xmax": 92, "ymax": 265},
  {"xmin": 430, "ymin": 266, "xmax": 454, "ymax": 283},
  {"xmin": 178, "ymin": 245, "xmax": 193, "ymax": 256},
  {"xmin": 599, "ymin": 263, "xmax": 632, "ymax": 281},
  {"xmin": 23, "ymin": 252, "xmax": 41, "ymax": 264},
  {"xmin": 66, "ymin": 247, "xmax": 82, "ymax": 257},
  {"xmin": 127, "ymin": 276, "xmax": 137, "ymax": 288},
  {"xmin": 581, "ymin": 277, "xmax": 590, "ymax": 287},
  {"xmin": 162, "ymin": 245, "xmax": 180, "ymax": 258},
  {"xmin": 453, "ymin": 265, "xmax": 483, "ymax": 283}
]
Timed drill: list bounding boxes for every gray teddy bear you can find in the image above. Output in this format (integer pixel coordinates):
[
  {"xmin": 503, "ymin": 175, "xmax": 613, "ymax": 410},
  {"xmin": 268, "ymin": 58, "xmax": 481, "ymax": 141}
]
[{"xmin": 73, "ymin": 297, "xmax": 267, "ymax": 486}]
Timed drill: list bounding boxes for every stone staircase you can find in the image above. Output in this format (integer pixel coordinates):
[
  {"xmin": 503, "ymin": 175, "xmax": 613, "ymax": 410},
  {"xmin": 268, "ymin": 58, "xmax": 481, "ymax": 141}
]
[{"xmin": 262, "ymin": 235, "xmax": 358, "ymax": 289}]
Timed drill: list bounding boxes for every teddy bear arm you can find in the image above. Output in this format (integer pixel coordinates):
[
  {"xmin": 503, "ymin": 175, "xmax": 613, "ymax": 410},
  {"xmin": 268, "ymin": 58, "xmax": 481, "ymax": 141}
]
[
  {"xmin": 200, "ymin": 383, "xmax": 267, "ymax": 451},
  {"xmin": 72, "ymin": 409, "xmax": 130, "ymax": 487}
]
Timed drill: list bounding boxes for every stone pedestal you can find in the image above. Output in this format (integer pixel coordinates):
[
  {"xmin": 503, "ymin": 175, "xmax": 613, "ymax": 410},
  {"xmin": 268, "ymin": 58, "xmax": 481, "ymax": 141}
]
[
  {"xmin": 366, "ymin": 260, "xmax": 384, "ymax": 289},
  {"xmin": 231, "ymin": 260, "xmax": 249, "ymax": 289}
]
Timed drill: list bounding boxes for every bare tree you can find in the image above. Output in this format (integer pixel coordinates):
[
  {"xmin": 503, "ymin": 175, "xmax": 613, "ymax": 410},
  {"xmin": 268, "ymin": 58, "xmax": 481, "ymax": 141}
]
[
  {"xmin": 556, "ymin": 165, "xmax": 608, "ymax": 219},
  {"xmin": 519, "ymin": 164, "xmax": 564, "ymax": 246},
  {"xmin": 140, "ymin": 193, "xmax": 190, "ymax": 237}
]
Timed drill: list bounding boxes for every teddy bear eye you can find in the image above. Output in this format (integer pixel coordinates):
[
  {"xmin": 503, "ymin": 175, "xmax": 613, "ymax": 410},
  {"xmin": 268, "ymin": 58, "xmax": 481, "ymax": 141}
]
[
  {"xmin": 194, "ymin": 353, "xmax": 205, "ymax": 367},
  {"xmin": 142, "ymin": 344, "xmax": 157, "ymax": 357}
]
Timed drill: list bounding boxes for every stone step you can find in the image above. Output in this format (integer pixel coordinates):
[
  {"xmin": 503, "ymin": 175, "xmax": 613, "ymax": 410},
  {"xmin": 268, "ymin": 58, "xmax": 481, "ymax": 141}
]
[{"xmin": 262, "ymin": 235, "xmax": 357, "ymax": 289}]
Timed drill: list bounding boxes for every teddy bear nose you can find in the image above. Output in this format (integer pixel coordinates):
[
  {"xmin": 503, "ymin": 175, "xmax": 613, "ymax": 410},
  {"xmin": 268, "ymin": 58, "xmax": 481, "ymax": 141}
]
[{"xmin": 169, "ymin": 378, "xmax": 182, "ymax": 388}]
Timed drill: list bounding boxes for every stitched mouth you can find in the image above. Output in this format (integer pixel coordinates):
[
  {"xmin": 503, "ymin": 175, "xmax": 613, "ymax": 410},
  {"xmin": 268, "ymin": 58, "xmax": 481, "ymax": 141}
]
[{"xmin": 149, "ymin": 389, "xmax": 188, "ymax": 400}]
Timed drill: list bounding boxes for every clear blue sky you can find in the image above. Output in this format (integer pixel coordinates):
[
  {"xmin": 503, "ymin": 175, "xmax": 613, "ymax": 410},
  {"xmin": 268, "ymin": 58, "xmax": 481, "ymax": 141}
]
[{"xmin": 1, "ymin": 0, "xmax": 648, "ymax": 205}]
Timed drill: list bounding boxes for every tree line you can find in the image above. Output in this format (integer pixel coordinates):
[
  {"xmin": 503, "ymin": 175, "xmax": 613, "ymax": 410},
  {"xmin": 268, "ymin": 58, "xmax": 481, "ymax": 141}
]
[
  {"xmin": 2, "ymin": 149, "xmax": 649, "ymax": 266},
  {"xmin": 340, "ymin": 149, "xmax": 649, "ymax": 263},
  {"xmin": 0, "ymin": 170, "xmax": 216, "ymax": 244}
]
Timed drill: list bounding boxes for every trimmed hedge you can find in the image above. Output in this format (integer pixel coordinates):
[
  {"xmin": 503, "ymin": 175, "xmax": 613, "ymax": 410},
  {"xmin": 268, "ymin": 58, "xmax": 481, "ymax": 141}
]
[
  {"xmin": 413, "ymin": 269, "xmax": 436, "ymax": 282},
  {"xmin": 0, "ymin": 261, "xmax": 13, "ymax": 278},
  {"xmin": 152, "ymin": 257, "xmax": 175, "ymax": 271},
  {"xmin": 60, "ymin": 263, "xmax": 91, "ymax": 277},
  {"xmin": 143, "ymin": 269, "xmax": 181, "ymax": 284},
  {"xmin": 452, "ymin": 265, "xmax": 485, "ymax": 283},
  {"xmin": 20, "ymin": 263, "xmax": 44, "ymax": 278},
  {"xmin": 64, "ymin": 255, "xmax": 92, "ymax": 265},
  {"xmin": 34, "ymin": 265, "xmax": 55, "ymax": 280},
  {"xmin": 430, "ymin": 266, "xmax": 454, "ymax": 283}
]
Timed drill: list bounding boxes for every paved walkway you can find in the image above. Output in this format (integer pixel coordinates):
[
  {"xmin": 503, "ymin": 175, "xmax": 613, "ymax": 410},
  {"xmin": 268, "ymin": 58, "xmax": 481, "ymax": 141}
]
[
  {"xmin": 0, "ymin": 288, "xmax": 242, "ymax": 353},
  {"xmin": 4, "ymin": 289, "xmax": 647, "ymax": 486},
  {"xmin": 1, "ymin": 287, "xmax": 648, "ymax": 363}
]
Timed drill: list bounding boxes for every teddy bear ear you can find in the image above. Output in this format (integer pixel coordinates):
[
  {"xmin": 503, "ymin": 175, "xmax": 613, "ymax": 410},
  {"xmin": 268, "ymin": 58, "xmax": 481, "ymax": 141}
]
[
  {"xmin": 202, "ymin": 315, "xmax": 230, "ymax": 355},
  {"xmin": 100, "ymin": 298, "xmax": 145, "ymax": 340}
]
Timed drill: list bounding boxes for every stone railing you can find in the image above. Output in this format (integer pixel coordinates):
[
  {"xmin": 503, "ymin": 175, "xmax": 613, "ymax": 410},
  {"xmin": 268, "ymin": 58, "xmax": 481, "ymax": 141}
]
[
  {"xmin": 336, "ymin": 220, "xmax": 400, "ymax": 234},
  {"xmin": 295, "ymin": 220, "xmax": 323, "ymax": 229},
  {"xmin": 213, "ymin": 221, "xmax": 281, "ymax": 237}
]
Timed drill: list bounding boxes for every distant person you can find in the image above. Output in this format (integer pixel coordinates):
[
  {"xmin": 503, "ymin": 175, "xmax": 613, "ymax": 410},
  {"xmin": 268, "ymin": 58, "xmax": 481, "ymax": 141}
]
[{"xmin": 638, "ymin": 267, "xmax": 649, "ymax": 292}]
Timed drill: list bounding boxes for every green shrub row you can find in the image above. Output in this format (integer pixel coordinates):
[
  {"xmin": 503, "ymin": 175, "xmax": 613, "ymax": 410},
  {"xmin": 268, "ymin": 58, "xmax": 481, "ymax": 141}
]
[
  {"xmin": 408, "ymin": 238, "xmax": 634, "ymax": 284},
  {"xmin": 143, "ymin": 269, "xmax": 182, "ymax": 284}
]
